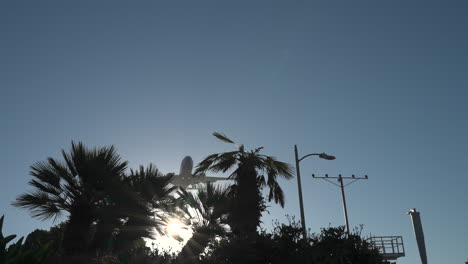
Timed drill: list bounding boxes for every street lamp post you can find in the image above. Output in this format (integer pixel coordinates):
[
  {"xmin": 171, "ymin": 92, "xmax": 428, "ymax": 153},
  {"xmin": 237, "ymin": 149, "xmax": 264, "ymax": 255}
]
[{"xmin": 294, "ymin": 144, "xmax": 335, "ymax": 240}]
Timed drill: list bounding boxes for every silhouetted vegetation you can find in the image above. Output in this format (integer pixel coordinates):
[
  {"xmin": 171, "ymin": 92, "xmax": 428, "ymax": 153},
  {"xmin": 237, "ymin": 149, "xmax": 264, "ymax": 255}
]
[
  {"xmin": 12, "ymin": 142, "xmax": 130, "ymax": 255},
  {"xmin": 6, "ymin": 135, "xmax": 385, "ymax": 263},
  {"xmin": 195, "ymin": 133, "xmax": 294, "ymax": 238},
  {"xmin": 113, "ymin": 165, "xmax": 177, "ymax": 253},
  {"xmin": 200, "ymin": 219, "xmax": 382, "ymax": 264},
  {"xmin": 12, "ymin": 142, "xmax": 178, "ymax": 262},
  {"xmin": 0, "ymin": 215, "xmax": 52, "ymax": 264},
  {"xmin": 176, "ymin": 183, "xmax": 230, "ymax": 264}
]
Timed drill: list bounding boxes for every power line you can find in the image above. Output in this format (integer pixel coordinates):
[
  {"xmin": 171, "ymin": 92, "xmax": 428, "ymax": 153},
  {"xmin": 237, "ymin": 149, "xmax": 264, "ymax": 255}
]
[{"xmin": 312, "ymin": 174, "xmax": 368, "ymax": 235}]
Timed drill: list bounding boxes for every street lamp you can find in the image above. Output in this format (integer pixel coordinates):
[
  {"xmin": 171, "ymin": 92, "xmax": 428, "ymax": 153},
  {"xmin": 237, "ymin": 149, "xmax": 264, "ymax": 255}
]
[{"xmin": 294, "ymin": 144, "xmax": 335, "ymax": 240}]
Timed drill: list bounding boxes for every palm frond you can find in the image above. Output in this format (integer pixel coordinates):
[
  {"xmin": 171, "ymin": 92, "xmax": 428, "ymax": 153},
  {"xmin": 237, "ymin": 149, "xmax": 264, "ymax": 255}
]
[
  {"xmin": 13, "ymin": 191, "xmax": 63, "ymax": 221},
  {"xmin": 264, "ymin": 156, "xmax": 294, "ymax": 180},
  {"xmin": 62, "ymin": 149, "xmax": 77, "ymax": 176},
  {"xmin": 253, "ymin": 146, "xmax": 264, "ymax": 154},
  {"xmin": 29, "ymin": 179, "xmax": 63, "ymax": 199},
  {"xmin": 194, "ymin": 154, "xmax": 219, "ymax": 174},
  {"xmin": 46, "ymin": 157, "xmax": 73, "ymax": 184},
  {"xmin": 212, "ymin": 132, "xmax": 235, "ymax": 144},
  {"xmin": 273, "ymin": 160, "xmax": 294, "ymax": 179},
  {"xmin": 127, "ymin": 164, "xmax": 176, "ymax": 208},
  {"xmin": 208, "ymin": 151, "xmax": 239, "ymax": 173},
  {"xmin": 268, "ymin": 181, "xmax": 285, "ymax": 208},
  {"xmin": 29, "ymin": 161, "xmax": 62, "ymax": 189}
]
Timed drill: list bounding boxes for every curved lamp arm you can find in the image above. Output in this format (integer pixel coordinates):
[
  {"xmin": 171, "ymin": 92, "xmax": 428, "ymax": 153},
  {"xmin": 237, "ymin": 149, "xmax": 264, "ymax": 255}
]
[{"xmin": 299, "ymin": 153, "xmax": 335, "ymax": 162}]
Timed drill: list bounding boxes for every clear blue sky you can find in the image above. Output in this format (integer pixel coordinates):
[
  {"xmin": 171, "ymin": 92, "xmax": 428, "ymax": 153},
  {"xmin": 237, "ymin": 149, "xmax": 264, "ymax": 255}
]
[{"xmin": 1, "ymin": 1, "xmax": 467, "ymax": 263}]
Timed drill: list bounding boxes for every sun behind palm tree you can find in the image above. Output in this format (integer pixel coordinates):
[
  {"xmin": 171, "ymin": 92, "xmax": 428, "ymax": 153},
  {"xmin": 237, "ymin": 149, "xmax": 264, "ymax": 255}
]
[{"xmin": 176, "ymin": 182, "xmax": 230, "ymax": 263}]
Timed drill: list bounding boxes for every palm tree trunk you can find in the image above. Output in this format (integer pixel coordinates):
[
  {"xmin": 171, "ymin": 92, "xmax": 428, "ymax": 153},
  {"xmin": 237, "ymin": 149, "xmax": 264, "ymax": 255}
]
[
  {"xmin": 230, "ymin": 165, "xmax": 261, "ymax": 238},
  {"xmin": 89, "ymin": 220, "xmax": 116, "ymax": 254},
  {"xmin": 62, "ymin": 200, "xmax": 95, "ymax": 256}
]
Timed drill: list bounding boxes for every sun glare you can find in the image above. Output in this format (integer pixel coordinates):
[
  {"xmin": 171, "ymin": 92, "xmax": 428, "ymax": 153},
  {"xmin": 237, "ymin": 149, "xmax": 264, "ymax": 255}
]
[
  {"xmin": 146, "ymin": 218, "xmax": 193, "ymax": 253},
  {"xmin": 166, "ymin": 218, "xmax": 183, "ymax": 236}
]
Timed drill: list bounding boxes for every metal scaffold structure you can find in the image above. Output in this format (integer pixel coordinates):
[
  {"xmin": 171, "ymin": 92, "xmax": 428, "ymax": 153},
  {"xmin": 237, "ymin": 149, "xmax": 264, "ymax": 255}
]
[{"xmin": 367, "ymin": 236, "xmax": 405, "ymax": 262}]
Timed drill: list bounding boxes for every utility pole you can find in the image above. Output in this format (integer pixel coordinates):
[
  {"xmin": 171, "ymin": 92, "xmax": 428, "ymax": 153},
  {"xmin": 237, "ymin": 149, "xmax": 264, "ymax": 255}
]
[{"xmin": 312, "ymin": 174, "xmax": 368, "ymax": 235}]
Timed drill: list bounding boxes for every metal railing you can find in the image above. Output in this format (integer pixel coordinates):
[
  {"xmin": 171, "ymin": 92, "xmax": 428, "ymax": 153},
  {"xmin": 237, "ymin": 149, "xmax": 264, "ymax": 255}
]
[{"xmin": 367, "ymin": 236, "xmax": 405, "ymax": 260}]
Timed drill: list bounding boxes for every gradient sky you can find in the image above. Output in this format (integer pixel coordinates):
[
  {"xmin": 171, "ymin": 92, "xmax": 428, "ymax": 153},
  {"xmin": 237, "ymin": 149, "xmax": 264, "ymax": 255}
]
[{"xmin": 1, "ymin": 1, "xmax": 467, "ymax": 263}]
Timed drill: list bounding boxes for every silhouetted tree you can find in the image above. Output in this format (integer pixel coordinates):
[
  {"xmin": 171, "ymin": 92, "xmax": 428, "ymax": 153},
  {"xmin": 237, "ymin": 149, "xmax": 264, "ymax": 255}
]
[
  {"xmin": 13, "ymin": 142, "xmax": 128, "ymax": 256},
  {"xmin": 113, "ymin": 164, "xmax": 178, "ymax": 253},
  {"xmin": 195, "ymin": 133, "xmax": 293, "ymax": 238},
  {"xmin": 22, "ymin": 223, "xmax": 64, "ymax": 261},
  {"xmin": 0, "ymin": 215, "xmax": 53, "ymax": 264},
  {"xmin": 199, "ymin": 219, "xmax": 383, "ymax": 264},
  {"xmin": 309, "ymin": 226, "xmax": 382, "ymax": 264},
  {"xmin": 176, "ymin": 183, "xmax": 230, "ymax": 263}
]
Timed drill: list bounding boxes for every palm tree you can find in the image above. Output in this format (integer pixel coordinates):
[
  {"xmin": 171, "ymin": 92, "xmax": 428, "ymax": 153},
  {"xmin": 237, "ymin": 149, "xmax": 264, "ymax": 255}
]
[
  {"xmin": 12, "ymin": 142, "xmax": 128, "ymax": 256},
  {"xmin": 113, "ymin": 164, "xmax": 178, "ymax": 252},
  {"xmin": 176, "ymin": 183, "xmax": 230, "ymax": 263},
  {"xmin": 194, "ymin": 133, "xmax": 294, "ymax": 238}
]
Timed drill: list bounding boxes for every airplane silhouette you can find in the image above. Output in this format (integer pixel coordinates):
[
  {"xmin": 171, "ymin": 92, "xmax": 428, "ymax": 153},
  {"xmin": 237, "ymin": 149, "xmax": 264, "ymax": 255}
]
[{"xmin": 171, "ymin": 156, "xmax": 228, "ymax": 189}]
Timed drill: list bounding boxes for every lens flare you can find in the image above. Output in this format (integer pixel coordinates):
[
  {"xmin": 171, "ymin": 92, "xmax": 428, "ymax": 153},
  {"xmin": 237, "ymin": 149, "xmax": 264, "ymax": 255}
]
[{"xmin": 166, "ymin": 218, "xmax": 183, "ymax": 236}]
